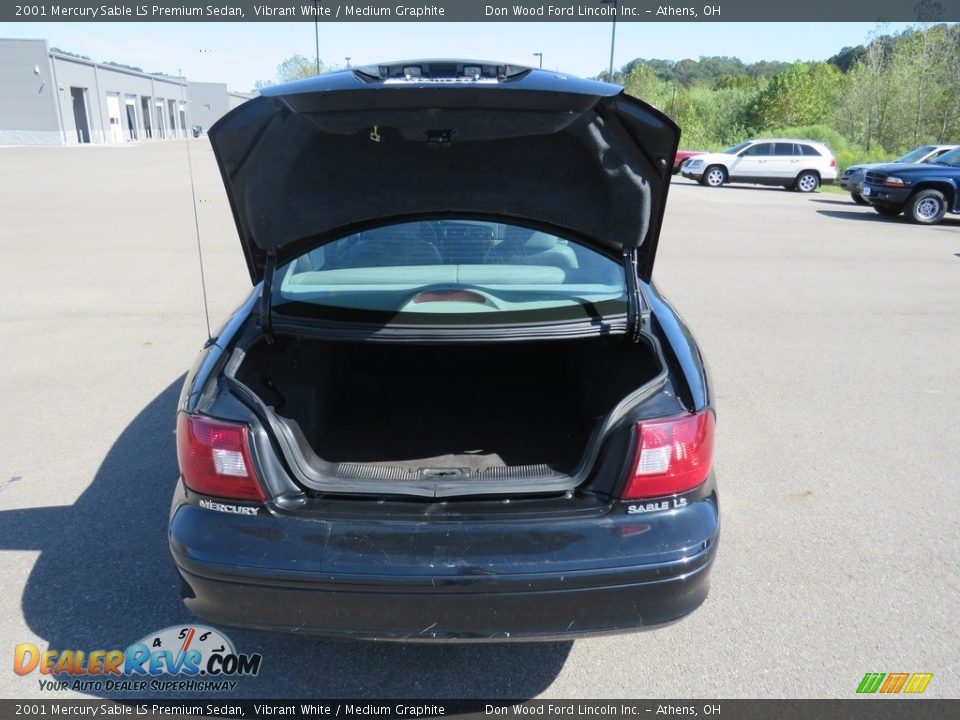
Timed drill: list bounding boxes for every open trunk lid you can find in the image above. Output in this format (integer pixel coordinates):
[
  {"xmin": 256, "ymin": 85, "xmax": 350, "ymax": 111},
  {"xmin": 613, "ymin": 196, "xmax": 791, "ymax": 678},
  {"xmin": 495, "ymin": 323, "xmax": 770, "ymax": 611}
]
[{"xmin": 208, "ymin": 60, "xmax": 680, "ymax": 284}]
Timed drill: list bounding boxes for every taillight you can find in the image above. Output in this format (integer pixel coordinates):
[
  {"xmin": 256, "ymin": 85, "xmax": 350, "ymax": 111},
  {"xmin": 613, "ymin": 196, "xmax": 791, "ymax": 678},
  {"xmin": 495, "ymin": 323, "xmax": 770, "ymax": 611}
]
[
  {"xmin": 622, "ymin": 410, "xmax": 715, "ymax": 499},
  {"xmin": 830, "ymin": 157, "xmax": 837, "ymax": 168},
  {"xmin": 176, "ymin": 414, "xmax": 266, "ymax": 502}
]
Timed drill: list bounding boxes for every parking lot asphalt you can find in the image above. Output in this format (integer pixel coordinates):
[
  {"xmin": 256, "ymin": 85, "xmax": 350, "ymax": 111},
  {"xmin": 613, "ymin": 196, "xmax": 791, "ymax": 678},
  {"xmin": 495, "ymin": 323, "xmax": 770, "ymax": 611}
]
[{"xmin": 0, "ymin": 141, "xmax": 958, "ymax": 700}]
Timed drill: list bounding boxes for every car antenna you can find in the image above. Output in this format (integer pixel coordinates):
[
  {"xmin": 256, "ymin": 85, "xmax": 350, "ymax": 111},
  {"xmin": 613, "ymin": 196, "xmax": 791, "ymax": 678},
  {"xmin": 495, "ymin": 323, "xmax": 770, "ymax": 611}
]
[{"xmin": 180, "ymin": 67, "xmax": 214, "ymax": 345}]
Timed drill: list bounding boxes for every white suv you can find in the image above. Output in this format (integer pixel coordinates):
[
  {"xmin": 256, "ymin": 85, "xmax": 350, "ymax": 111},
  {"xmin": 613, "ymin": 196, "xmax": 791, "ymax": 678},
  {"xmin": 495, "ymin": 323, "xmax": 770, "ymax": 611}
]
[{"xmin": 681, "ymin": 139, "xmax": 838, "ymax": 193}]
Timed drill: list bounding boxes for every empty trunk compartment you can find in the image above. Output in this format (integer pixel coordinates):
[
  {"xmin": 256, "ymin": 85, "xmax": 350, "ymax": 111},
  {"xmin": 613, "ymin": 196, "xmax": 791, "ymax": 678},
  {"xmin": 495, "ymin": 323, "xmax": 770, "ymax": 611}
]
[{"xmin": 232, "ymin": 335, "xmax": 665, "ymax": 491}]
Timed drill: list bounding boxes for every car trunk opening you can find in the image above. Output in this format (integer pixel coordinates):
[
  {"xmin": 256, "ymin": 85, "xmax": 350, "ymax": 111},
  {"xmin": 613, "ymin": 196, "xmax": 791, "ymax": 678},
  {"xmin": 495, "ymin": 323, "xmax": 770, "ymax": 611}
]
[{"xmin": 230, "ymin": 334, "xmax": 666, "ymax": 497}]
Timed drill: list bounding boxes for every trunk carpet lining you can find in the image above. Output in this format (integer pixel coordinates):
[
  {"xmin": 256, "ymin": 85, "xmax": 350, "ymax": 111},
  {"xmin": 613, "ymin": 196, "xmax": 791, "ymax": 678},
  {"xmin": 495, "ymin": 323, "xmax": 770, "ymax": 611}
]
[{"xmin": 309, "ymin": 379, "xmax": 587, "ymax": 471}]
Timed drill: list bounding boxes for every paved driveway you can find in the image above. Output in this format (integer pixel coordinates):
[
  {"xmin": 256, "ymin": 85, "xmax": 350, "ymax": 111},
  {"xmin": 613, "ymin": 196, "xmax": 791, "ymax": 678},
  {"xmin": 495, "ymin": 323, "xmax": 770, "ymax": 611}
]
[{"xmin": 1, "ymin": 144, "xmax": 957, "ymax": 699}]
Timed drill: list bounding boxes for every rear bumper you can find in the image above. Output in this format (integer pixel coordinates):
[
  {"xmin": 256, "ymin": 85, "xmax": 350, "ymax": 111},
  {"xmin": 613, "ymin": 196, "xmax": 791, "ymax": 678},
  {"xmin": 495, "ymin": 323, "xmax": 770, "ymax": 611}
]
[
  {"xmin": 169, "ymin": 481, "xmax": 719, "ymax": 641},
  {"xmin": 177, "ymin": 557, "xmax": 714, "ymax": 641}
]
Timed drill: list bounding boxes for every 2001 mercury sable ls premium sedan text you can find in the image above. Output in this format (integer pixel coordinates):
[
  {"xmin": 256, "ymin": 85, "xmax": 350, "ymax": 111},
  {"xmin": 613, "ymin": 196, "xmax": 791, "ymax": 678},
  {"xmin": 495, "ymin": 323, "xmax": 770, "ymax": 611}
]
[{"xmin": 168, "ymin": 60, "xmax": 719, "ymax": 641}]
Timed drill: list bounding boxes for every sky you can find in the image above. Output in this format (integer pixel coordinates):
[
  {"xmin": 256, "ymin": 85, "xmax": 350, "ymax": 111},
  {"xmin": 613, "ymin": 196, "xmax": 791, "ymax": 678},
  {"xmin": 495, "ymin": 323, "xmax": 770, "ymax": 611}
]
[{"xmin": 0, "ymin": 21, "xmax": 924, "ymax": 91}]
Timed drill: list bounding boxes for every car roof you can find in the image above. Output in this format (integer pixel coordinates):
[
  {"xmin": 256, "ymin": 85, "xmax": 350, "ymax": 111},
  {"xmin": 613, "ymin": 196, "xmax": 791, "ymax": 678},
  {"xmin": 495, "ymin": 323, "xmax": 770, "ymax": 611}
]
[{"xmin": 746, "ymin": 138, "xmax": 830, "ymax": 146}]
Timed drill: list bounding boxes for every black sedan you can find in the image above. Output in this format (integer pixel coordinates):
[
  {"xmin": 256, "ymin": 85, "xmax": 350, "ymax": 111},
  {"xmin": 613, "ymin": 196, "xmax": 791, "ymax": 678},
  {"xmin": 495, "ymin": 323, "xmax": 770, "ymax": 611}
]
[{"xmin": 169, "ymin": 60, "xmax": 719, "ymax": 641}]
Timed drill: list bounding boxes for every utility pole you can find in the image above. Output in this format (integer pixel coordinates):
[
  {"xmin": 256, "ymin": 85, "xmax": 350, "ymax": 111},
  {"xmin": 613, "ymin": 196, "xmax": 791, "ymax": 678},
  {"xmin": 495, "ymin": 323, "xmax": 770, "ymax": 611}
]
[
  {"xmin": 602, "ymin": 0, "xmax": 618, "ymax": 81},
  {"xmin": 313, "ymin": 0, "xmax": 321, "ymax": 74}
]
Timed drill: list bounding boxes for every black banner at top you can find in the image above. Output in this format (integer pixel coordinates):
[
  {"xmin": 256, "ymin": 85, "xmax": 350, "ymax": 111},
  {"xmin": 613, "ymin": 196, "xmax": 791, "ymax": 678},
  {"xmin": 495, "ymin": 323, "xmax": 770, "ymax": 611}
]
[{"xmin": 4, "ymin": 0, "xmax": 960, "ymax": 22}]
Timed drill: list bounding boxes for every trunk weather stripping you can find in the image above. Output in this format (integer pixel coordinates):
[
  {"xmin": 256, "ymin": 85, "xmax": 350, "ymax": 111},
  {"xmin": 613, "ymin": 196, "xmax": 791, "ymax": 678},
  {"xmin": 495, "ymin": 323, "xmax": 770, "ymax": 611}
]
[
  {"xmin": 260, "ymin": 252, "xmax": 277, "ymax": 346},
  {"xmin": 268, "ymin": 314, "xmax": 628, "ymax": 343},
  {"xmin": 623, "ymin": 248, "xmax": 645, "ymax": 343}
]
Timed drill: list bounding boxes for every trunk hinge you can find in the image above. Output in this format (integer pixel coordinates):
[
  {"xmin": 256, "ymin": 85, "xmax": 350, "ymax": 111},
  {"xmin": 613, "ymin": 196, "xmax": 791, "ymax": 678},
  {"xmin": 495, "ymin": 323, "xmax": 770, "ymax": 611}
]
[
  {"xmin": 622, "ymin": 248, "xmax": 647, "ymax": 343},
  {"xmin": 260, "ymin": 251, "xmax": 277, "ymax": 346}
]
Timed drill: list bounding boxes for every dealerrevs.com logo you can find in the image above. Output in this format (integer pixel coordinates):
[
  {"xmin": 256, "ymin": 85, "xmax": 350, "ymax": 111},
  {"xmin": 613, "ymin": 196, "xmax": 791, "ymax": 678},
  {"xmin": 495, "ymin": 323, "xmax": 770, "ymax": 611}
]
[{"xmin": 14, "ymin": 625, "xmax": 262, "ymax": 693}]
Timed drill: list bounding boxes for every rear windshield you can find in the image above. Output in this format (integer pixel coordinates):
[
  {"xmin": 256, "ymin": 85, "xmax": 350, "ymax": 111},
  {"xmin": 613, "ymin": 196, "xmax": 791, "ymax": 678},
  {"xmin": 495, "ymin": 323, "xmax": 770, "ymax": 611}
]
[{"xmin": 277, "ymin": 219, "xmax": 626, "ymax": 321}]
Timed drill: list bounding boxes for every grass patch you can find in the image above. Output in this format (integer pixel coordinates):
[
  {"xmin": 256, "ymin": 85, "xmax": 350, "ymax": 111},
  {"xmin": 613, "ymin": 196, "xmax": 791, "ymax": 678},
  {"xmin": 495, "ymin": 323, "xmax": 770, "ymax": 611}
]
[{"xmin": 819, "ymin": 183, "xmax": 849, "ymax": 196}]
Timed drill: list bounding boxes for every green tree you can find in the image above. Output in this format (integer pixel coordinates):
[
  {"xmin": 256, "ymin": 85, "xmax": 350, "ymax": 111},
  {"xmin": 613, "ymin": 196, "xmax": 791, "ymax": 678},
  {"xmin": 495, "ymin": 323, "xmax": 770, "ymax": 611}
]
[
  {"xmin": 714, "ymin": 74, "xmax": 755, "ymax": 90},
  {"xmin": 930, "ymin": 24, "xmax": 960, "ymax": 141},
  {"xmin": 603, "ymin": 24, "xmax": 960, "ymax": 157},
  {"xmin": 745, "ymin": 60, "xmax": 791, "ymax": 80},
  {"xmin": 104, "ymin": 61, "xmax": 144, "ymax": 73},
  {"xmin": 748, "ymin": 62, "xmax": 842, "ymax": 129},
  {"xmin": 877, "ymin": 27, "xmax": 932, "ymax": 148},
  {"xmin": 835, "ymin": 39, "xmax": 890, "ymax": 150},
  {"xmin": 827, "ymin": 45, "xmax": 866, "ymax": 72},
  {"xmin": 277, "ymin": 54, "xmax": 326, "ymax": 82},
  {"xmin": 613, "ymin": 57, "xmax": 788, "ymax": 89},
  {"xmin": 50, "ymin": 47, "xmax": 91, "ymax": 60},
  {"xmin": 623, "ymin": 64, "xmax": 666, "ymax": 107}
]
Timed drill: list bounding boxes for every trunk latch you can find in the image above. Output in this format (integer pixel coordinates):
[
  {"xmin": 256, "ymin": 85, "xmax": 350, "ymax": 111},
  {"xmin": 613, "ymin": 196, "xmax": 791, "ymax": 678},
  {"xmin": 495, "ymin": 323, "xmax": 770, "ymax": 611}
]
[{"xmin": 420, "ymin": 468, "xmax": 468, "ymax": 479}]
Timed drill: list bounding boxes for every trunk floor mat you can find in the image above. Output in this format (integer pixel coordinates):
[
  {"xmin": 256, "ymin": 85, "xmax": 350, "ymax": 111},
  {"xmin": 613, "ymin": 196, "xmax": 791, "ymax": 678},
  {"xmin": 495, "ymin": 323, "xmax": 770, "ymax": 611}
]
[{"xmin": 312, "ymin": 383, "xmax": 586, "ymax": 471}]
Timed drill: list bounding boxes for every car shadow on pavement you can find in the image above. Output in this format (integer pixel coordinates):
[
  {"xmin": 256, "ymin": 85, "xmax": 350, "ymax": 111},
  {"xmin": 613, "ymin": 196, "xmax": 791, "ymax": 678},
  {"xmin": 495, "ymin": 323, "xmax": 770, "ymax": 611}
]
[
  {"xmin": 703, "ymin": 185, "xmax": 789, "ymax": 193},
  {"xmin": 672, "ymin": 179, "xmax": 788, "ymax": 193},
  {"xmin": 1, "ymin": 378, "xmax": 571, "ymax": 699},
  {"xmin": 815, "ymin": 209, "xmax": 901, "ymax": 222},
  {"xmin": 818, "ymin": 209, "xmax": 960, "ymax": 227}
]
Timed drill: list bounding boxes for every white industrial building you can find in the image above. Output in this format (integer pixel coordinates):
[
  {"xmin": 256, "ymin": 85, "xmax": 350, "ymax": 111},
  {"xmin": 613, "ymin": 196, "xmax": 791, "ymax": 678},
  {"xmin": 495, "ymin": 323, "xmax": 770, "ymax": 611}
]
[{"xmin": 0, "ymin": 38, "xmax": 254, "ymax": 145}]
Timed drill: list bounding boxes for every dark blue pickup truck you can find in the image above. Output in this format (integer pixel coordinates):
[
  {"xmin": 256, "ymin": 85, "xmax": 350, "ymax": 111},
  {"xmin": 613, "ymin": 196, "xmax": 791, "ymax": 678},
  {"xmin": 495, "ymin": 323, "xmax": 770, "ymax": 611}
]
[{"xmin": 861, "ymin": 146, "xmax": 960, "ymax": 224}]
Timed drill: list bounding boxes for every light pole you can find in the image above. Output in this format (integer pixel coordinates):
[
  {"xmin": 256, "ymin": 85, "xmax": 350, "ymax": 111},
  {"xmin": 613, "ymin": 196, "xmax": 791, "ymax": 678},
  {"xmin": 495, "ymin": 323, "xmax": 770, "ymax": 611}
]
[
  {"xmin": 313, "ymin": 0, "xmax": 320, "ymax": 74},
  {"xmin": 601, "ymin": 0, "xmax": 618, "ymax": 82},
  {"xmin": 533, "ymin": 52, "xmax": 543, "ymax": 68}
]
